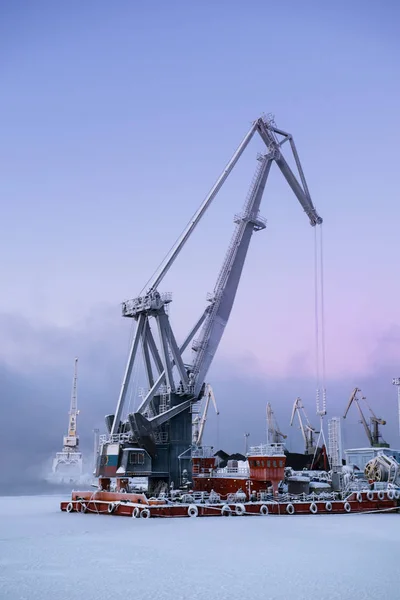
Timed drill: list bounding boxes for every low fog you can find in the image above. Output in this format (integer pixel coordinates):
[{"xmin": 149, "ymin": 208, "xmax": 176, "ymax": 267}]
[{"xmin": 1, "ymin": 305, "xmax": 399, "ymax": 494}]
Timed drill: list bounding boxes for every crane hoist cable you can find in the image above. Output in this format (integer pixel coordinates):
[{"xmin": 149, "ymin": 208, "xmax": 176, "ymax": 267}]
[{"xmin": 314, "ymin": 223, "xmax": 327, "ymax": 417}]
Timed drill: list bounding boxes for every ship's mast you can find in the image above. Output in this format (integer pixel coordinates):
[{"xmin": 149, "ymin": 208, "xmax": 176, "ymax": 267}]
[{"xmin": 63, "ymin": 357, "xmax": 79, "ymax": 450}]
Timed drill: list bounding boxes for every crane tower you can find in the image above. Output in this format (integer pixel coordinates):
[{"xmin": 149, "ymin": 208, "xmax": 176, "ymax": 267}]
[
  {"xmin": 50, "ymin": 358, "xmax": 83, "ymax": 483},
  {"xmin": 95, "ymin": 114, "xmax": 323, "ymax": 493}
]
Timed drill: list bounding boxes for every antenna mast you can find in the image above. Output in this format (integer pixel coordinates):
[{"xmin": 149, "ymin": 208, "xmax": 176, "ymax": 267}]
[{"xmin": 392, "ymin": 378, "xmax": 400, "ymax": 436}]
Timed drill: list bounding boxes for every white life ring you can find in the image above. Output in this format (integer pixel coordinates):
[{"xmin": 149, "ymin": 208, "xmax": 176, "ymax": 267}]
[
  {"xmin": 108, "ymin": 503, "xmax": 115, "ymax": 514},
  {"xmin": 356, "ymin": 492, "xmax": 363, "ymax": 503},
  {"xmin": 395, "ymin": 490, "xmax": 400, "ymax": 500},
  {"xmin": 188, "ymin": 504, "xmax": 199, "ymax": 518},
  {"xmin": 140, "ymin": 508, "xmax": 151, "ymax": 519},
  {"xmin": 235, "ymin": 504, "xmax": 246, "ymax": 517},
  {"xmin": 260, "ymin": 504, "xmax": 269, "ymax": 516},
  {"xmin": 221, "ymin": 505, "xmax": 232, "ymax": 517},
  {"xmin": 344, "ymin": 502, "xmax": 351, "ymax": 513},
  {"xmin": 66, "ymin": 502, "xmax": 73, "ymax": 513},
  {"xmin": 325, "ymin": 501, "xmax": 332, "ymax": 512},
  {"xmin": 286, "ymin": 503, "xmax": 295, "ymax": 515},
  {"xmin": 132, "ymin": 507, "xmax": 140, "ymax": 518},
  {"xmin": 367, "ymin": 490, "xmax": 374, "ymax": 501},
  {"xmin": 310, "ymin": 502, "xmax": 318, "ymax": 514},
  {"xmin": 378, "ymin": 490, "xmax": 385, "ymax": 500},
  {"xmin": 387, "ymin": 489, "xmax": 395, "ymax": 501}
]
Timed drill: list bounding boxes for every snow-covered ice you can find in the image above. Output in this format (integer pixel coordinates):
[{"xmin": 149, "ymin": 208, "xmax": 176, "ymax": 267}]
[{"xmin": 0, "ymin": 494, "xmax": 399, "ymax": 600}]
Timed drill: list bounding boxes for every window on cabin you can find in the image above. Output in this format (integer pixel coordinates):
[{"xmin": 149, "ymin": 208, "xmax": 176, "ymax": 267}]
[{"xmin": 129, "ymin": 453, "xmax": 145, "ymax": 465}]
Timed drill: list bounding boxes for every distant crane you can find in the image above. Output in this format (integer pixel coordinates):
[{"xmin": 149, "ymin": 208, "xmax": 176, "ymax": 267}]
[
  {"xmin": 343, "ymin": 387, "xmax": 389, "ymax": 448},
  {"xmin": 266, "ymin": 402, "xmax": 287, "ymax": 444},
  {"xmin": 50, "ymin": 357, "xmax": 83, "ymax": 482},
  {"xmin": 192, "ymin": 383, "xmax": 219, "ymax": 447},
  {"xmin": 290, "ymin": 397, "xmax": 317, "ymax": 455},
  {"xmin": 63, "ymin": 357, "xmax": 80, "ymax": 450}
]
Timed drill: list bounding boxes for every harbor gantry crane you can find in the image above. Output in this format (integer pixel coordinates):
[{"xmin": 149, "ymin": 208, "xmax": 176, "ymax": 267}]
[
  {"xmin": 266, "ymin": 402, "xmax": 287, "ymax": 444},
  {"xmin": 343, "ymin": 387, "xmax": 389, "ymax": 448},
  {"xmin": 290, "ymin": 397, "xmax": 317, "ymax": 455},
  {"xmin": 192, "ymin": 384, "xmax": 219, "ymax": 447},
  {"xmin": 96, "ymin": 114, "xmax": 323, "ymax": 491}
]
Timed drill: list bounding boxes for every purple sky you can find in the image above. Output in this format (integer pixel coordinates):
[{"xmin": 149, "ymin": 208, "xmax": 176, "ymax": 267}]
[{"xmin": 1, "ymin": 1, "xmax": 400, "ymax": 465}]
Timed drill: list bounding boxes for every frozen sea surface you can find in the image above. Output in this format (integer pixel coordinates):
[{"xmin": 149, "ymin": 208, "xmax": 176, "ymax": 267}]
[{"xmin": 0, "ymin": 495, "xmax": 399, "ymax": 600}]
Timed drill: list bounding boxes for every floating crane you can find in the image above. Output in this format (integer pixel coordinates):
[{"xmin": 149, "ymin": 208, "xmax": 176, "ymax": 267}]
[
  {"xmin": 96, "ymin": 114, "xmax": 323, "ymax": 491},
  {"xmin": 192, "ymin": 384, "xmax": 219, "ymax": 447},
  {"xmin": 343, "ymin": 387, "xmax": 389, "ymax": 448},
  {"xmin": 290, "ymin": 397, "xmax": 317, "ymax": 455},
  {"xmin": 266, "ymin": 402, "xmax": 287, "ymax": 444},
  {"xmin": 50, "ymin": 358, "xmax": 83, "ymax": 482}
]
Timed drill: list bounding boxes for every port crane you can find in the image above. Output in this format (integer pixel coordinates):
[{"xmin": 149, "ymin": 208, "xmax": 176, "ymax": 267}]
[
  {"xmin": 343, "ymin": 387, "xmax": 389, "ymax": 448},
  {"xmin": 192, "ymin": 384, "xmax": 219, "ymax": 446},
  {"xmin": 266, "ymin": 402, "xmax": 287, "ymax": 444},
  {"xmin": 63, "ymin": 357, "xmax": 80, "ymax": 450},
  {"xmin": 97, "ymin": 114, "xmax": 323, "ymax": 491},
  {"xmin": 290, "ymin": 397, "xmax": 317, "ymax": 455},
  {"xmin": 51, "ymin": 357, "xmax": 83, "ymax": 481}
]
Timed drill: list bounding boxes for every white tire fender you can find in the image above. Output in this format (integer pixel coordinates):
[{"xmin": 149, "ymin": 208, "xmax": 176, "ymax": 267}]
[
  {"xmin": 286, "ymin": 503, "xmax": 295, "ymax": 515},
  {"xmin": 188, "ymin": 505, "xmax": 199, "ymax": 518}
]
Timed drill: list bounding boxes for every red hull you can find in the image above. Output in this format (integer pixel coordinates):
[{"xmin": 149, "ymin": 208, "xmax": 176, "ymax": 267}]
[{"xmin": 60, "ymin": 490, "xmax": 399, "ymax": 518}]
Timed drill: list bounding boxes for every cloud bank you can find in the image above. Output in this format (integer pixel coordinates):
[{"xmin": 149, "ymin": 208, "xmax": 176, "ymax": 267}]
[{"xmin": 0, "ymin": 305, "xmax": 399, "ymax": 492}]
